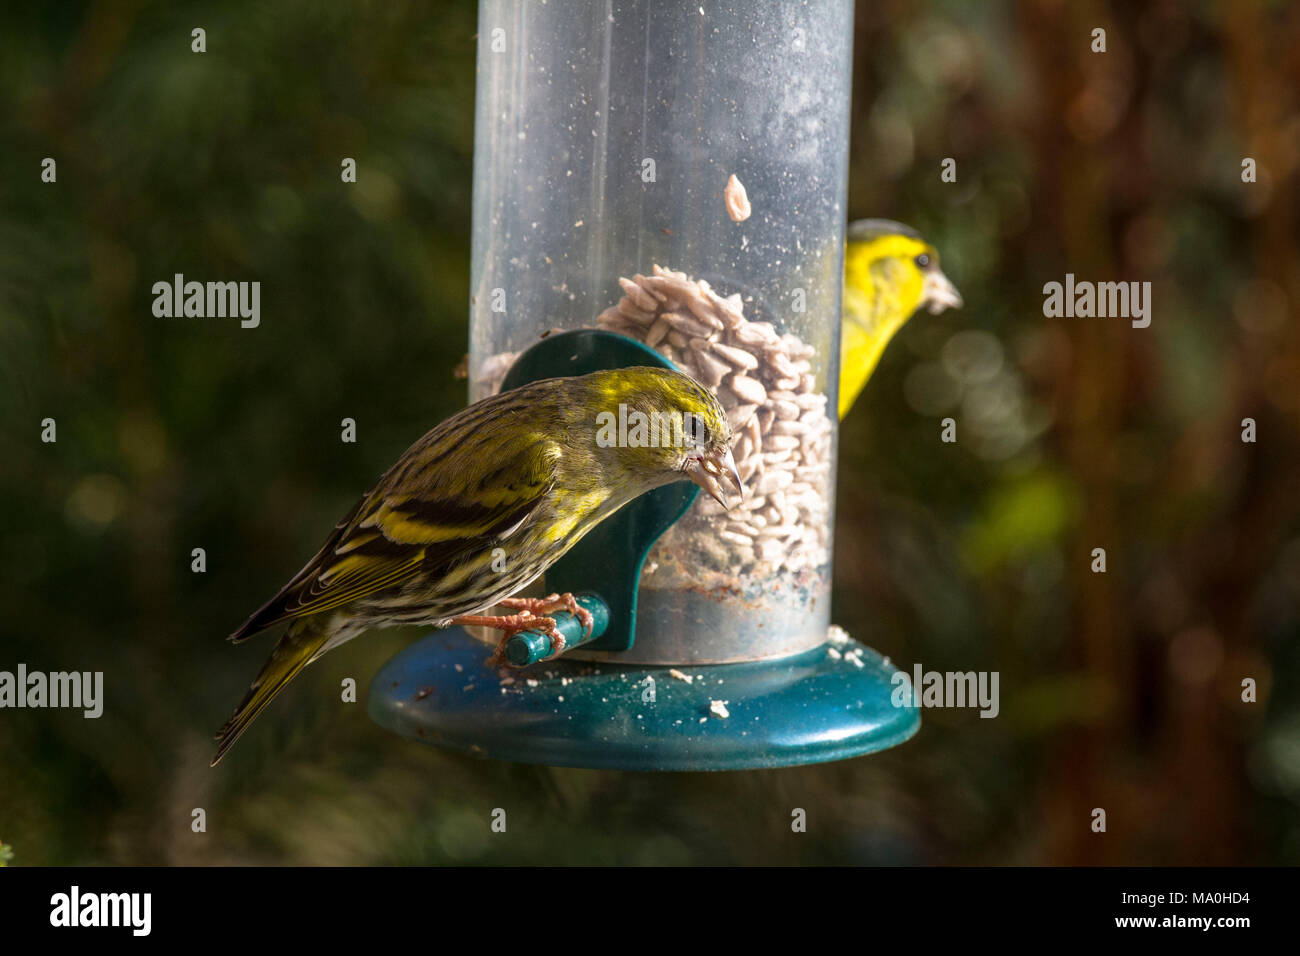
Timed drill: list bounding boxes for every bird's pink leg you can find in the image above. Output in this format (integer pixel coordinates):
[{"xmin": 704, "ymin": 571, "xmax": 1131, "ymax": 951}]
[
  {"xmin": 497, "ymin": 592, "xmax": 594, "ymax": 641},
  {"xmin": 448, "ymin": 611, "xmax": 564, "ymax": 667}
]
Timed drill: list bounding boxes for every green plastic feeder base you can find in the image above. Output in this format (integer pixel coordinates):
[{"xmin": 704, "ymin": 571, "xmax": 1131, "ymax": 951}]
[{"xmin": 368, "ymin": 628, "xmax": 920, "ymax": 771}]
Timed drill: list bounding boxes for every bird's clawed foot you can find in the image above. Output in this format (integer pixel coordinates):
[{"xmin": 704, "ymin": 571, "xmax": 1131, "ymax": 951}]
[
  {"xmin": 449, "ymin": 609, "xmax": 565, "ymax": 668},
  {"xmin": 497, "ymin": 592, "xmax": 593, "ymax": 640}
]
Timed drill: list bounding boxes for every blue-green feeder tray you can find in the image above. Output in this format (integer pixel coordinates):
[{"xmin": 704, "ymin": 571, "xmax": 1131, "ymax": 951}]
[
  {"xmin": 368, "ymin": 329, "xmax": 920, "ymax": 770},
  {"xmin": 369, "ymin": 629, "xmax": 918, "ymax": 771}
]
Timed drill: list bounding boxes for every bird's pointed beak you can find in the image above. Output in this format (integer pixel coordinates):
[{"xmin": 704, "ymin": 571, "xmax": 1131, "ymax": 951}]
[
  {"xmin": 922, "ymin": 268, "xmax": 964, "ymax": 314},
  {"xmin": 686, "ymin": 446, "xmax": 743, "ymax": 509}
]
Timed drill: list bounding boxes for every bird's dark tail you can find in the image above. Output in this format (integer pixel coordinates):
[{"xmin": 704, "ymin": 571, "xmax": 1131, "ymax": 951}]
[{"xmin": 212, "ymin": 618, "xmax": 331, "ymax": 766}]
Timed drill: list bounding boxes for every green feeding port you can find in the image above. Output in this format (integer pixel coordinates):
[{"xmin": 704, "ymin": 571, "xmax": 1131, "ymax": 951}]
[
  {"xmin": 369, "ymin": 0, "xmax": 919, "ymax": 769},
  {"xmin": 497, "ymin": 331, "xmax": 701, "ymax": 656}
]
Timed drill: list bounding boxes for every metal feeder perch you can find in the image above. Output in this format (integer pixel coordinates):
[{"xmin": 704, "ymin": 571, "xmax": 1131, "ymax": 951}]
[{"xmin": 369, "ymin": 0, "xmax": 919, "ymax": 770}]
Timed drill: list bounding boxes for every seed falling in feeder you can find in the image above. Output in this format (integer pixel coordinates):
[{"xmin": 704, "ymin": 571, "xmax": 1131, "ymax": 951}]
[{"xmin": 724, "ymin": 174, "xmax": 752, "ymax": 222}]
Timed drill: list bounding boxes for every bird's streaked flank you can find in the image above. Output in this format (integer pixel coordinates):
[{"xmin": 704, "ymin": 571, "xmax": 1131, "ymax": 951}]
[
  {"xmin": 213, "ymin": 367, "xmax": 738, "ymax": 765},
  {"xmin": 839, "ymin": 219, "xmax": 963, "ymax": 418}
]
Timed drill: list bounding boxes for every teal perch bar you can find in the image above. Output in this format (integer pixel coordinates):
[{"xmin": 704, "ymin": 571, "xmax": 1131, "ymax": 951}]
[{"xmin": 505, "ymin": 593, "xmax": 609, "ymax": 667}]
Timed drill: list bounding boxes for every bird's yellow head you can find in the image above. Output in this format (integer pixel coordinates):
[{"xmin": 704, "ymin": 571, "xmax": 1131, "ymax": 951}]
[
  {"xmin": 582, "ymin": 366, "xmax": 740, "ymax": 508},
  {"xmin": 839, "ymin": 219, "xmax": 963, "ymax": 417},
  {"xmin": 845, "ymin": 219, "xmax": 963, "ymax": 323}
]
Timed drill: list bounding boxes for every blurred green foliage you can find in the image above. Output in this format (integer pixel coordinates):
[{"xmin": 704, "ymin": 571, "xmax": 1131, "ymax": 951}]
[{"xmin": 2, "ymin": 0, "xmax": 1298, "ymax": 864}]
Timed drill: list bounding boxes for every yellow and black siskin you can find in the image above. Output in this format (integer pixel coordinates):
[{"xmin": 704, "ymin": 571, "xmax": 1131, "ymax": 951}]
[
  {"xmin": 840, "ymin": 219, "xmax": 963, "ymax": 418},
  {"xmin": 213, "ymin": 366, "xmax": 738, "ymax": 765}
]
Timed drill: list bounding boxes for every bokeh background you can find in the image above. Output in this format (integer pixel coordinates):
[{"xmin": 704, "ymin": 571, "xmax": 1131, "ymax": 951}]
[{"xmin": 2, "ymin": 0, "xmax": 1298, "ymax": 865}]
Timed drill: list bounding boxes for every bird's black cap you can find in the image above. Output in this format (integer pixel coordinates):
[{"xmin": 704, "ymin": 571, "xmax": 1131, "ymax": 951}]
[{"xmin": 846, "ymin": 218, "xmax": 923, "ymax": 242}]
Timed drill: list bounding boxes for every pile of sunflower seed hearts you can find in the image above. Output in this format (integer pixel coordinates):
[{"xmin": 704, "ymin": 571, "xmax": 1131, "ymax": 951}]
[{"xmin": 596, "ymin": 265, "xmax": 832, "ymax": 577}]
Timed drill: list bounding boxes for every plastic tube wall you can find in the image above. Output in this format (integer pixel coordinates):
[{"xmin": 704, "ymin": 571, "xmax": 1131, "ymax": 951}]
[{"xmin": 470, "ymin": 0, "xmax": 854, "ymax": 662}]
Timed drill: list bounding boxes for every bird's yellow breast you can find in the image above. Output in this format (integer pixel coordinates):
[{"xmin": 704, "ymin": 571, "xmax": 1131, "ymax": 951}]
[{"xmin": 839, "ymin": 234, "xmax": 930, "ymax": 417}]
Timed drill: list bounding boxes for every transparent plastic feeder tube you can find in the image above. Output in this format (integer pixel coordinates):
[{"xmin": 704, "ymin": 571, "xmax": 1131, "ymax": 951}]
[{"xmin": 469, "ymin": 0, "xmax": 853, "ymax": 664}]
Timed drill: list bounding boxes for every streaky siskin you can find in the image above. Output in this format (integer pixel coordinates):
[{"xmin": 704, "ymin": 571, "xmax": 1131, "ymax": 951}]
[{"xmin": 213, "ymin": 366, "xmax": 738, "ymax": 765}]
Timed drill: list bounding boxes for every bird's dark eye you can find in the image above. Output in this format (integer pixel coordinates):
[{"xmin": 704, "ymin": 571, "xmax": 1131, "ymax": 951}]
[
  {"xmin": 685, "ymin": 413, "xmax": 706, "ymax": 444},
  {"xmin": 915, "ymin": 253, "xmax": 931, "ymax": 269}
]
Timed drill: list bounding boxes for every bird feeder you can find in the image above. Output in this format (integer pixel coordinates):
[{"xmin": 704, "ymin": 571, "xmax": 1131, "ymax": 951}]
[{"xmin": 369, "ymin": 0, "xmax": 919, "ymax": 769}]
